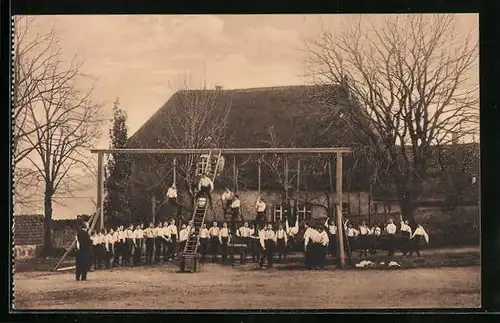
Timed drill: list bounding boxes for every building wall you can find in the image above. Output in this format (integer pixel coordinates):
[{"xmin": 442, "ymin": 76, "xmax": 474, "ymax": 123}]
[
  {"xmin": 156, "ymin": 189, "xmax": 372, "ymax": 223},
  {"xmin": 13, "ymin": 244, "xmax": 39, "ymax": 260}
]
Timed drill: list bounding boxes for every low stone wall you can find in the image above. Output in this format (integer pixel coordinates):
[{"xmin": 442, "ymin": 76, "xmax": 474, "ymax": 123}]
[{"xmin": 13, "ymin": 244, "xmax": 38, "ymax": 260}]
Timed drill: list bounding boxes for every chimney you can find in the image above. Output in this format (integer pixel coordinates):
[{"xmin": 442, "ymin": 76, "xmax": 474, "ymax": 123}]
[{"xmin": 215, "ymin": 85, "xmax": 223, "ymax": 91}]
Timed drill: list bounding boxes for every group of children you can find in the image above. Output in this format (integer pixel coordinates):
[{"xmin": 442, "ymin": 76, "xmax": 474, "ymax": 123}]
[
  {"xmin": 320, "ymin": 216, "xmax": 430, "ymax": 260},
  {"xmin": 88, "ymin": 219, "xmax": 180, "ymax": 270},
  {"xmin": 87, "ymin": 209, "xmax": 429, "ymax": 271},
  {"xmin": 303, "ymin": 216, "xmax": 430, "ymax": 269},
  {"xmin": 87, "ymin": 216, "xmax": 299, "ymax": 270}
]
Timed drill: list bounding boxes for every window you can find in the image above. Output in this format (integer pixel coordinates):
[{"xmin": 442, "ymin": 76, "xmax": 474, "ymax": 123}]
[{"xmin": 333, "ymin": 203, "xmax": 350, "ymax": 216}]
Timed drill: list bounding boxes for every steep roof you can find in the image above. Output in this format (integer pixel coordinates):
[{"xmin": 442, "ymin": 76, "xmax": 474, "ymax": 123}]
[
  {"xmin": 14, "ymin": 214, "xmax": 44, "ymax": 246},
  {"xmin": 128, "ymin": 85, "xmax": 355, "ymax": 149}
]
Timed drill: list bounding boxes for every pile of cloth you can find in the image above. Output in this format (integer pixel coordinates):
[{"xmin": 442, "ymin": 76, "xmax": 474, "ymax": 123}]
[{"xmin": 354, "ymin": 260, "xmax": 376, "ymax": 268}]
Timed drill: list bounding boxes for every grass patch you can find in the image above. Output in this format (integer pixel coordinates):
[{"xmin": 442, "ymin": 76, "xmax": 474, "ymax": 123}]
[
  {"xmin": 15, "ymin": 257, "xmax": 75, "ymax": 273},
  {"xmin": 14, "ymin": 248, "xmax": 479, "ymax": 273}
]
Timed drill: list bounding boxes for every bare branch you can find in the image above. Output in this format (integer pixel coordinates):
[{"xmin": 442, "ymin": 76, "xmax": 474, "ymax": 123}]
[{"xmin": 305, "ymin": 14, "xmax": 479, "ymax": 219}]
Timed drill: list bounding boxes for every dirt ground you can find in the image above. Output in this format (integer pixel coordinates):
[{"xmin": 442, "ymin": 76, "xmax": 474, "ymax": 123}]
[{"xmin": 13, "ymin": 248, "xmax": 480, "ymax": 310}]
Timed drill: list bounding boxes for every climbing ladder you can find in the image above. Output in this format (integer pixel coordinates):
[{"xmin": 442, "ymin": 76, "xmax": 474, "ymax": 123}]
[{"xmin": 181, "ymin": 150, "xmax": 222, "ymax": 272}]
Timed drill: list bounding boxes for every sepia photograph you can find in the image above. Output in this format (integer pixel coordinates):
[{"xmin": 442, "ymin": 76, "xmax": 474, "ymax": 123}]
[{"xmin": 12, "ymin": 13, "xmax": 480, "ymax": 310}]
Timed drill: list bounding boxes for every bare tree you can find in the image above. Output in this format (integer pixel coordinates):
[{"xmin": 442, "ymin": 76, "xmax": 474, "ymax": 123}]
[
  {"xmin": 13, "ymin": 17, "xmax": 62, "ymax": 208},
  {"xmin": 130, "ymin": 77, "xmax": 232, "ymax": 215},
  {"xmin": 13, "ymin": 17, "xmax": 104, "ymax": 252},
  {"xmin": 306, "ymin": 14, "xmax": 479, "ymax": 221}
]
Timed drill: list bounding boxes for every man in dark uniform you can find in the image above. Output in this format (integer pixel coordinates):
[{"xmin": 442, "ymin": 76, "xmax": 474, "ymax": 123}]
[{"xmin": 76, "ymin": 221, "xmax": 92, "ymax": 281}]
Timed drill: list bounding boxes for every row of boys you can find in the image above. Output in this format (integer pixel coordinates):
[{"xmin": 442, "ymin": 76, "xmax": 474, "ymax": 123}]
[{"xmin": 88, "ymin": 216, "xmax": 300, "ymax": 269}]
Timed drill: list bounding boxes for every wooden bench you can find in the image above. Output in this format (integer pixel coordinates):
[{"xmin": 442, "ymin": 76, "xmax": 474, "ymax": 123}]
[{"xmin": 228, "ymin": 244, "xmax": 248, "ymax": 265}]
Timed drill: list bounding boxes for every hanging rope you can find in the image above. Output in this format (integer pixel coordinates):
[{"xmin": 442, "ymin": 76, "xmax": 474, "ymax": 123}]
[
  {"xmin": 284, "ymin": 156, "xmax": 289, "ymax": 205},
  {"xmin": 173, "ymin": 157, "xmax": 177, "ymax": 186},
  {"xmin": 296, "ymin": 158, "xmax": 300, "ymax": 204},
  {"xmin": 257, "ymin": 156, "xmax": 262, "ymax": 196}
]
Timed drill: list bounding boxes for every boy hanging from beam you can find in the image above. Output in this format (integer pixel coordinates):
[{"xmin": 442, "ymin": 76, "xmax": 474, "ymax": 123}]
[
  {"xmin": 221, "ymin": 187, "xmax": 234, "ymax": 217},
  {"xmin": 167, "ymin": 184, "xmax": 184, "ymax": 219},
  {"xmin": 230, "ymin": 195, "xmax": 242, "ymax": 233},
  {"xmin": 285, "ymin": 212, "xmax": 299, "ymax": 251},
  {"xmin": 197, "ymin": 173, "xmax": 214, "ymax": 209}
]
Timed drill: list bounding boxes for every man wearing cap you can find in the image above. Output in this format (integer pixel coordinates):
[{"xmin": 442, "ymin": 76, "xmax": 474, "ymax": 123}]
[{"xmin": 75, "ymin": 221, "xmax": 92, "ymax": 281}]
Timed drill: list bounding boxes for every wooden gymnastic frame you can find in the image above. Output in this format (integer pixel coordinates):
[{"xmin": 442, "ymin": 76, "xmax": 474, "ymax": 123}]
[{"xmin": 54, "ymin": 147, "xmax": 352, "ymax": 270}]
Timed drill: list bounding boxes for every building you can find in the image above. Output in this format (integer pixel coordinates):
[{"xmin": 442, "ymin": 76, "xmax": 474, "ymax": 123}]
[
  {"xmin": 124, "ymin": 85, "xmax": 479, "ymax": 224},
  {"xmin": 13, "ymin": 214, "xmax": 44, "ymax": 260}
]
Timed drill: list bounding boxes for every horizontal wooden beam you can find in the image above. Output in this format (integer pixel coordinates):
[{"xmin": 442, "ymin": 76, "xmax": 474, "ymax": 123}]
[{"xmin": 90, "ymin": 147, "xmax": 353, "ymax": 155}]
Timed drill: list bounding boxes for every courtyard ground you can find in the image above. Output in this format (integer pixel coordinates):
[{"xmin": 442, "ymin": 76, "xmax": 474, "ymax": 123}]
[{"xmin": 13, "ymin": 247, "xmax": 481, "ymax": 310}]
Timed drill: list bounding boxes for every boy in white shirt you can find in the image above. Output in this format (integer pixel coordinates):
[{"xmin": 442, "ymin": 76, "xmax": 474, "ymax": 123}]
[
  {"xmin": 161, "ymin": 222, "xmax": 171, "ymax": 261},
  {"xmin": 275, "ymin": 223, "xmax": 288, "ymax": 262},
  {"xmin": 90, "ymin": 231, "xmax": 99, "ymax": 270},
  {"xmin": 385, "ymin": 218, "xmax": 397, "ymax": 256},
  {"xmin": 144, "ymin": 222, "xmax": 155, "ymax": 265},
  {"xmin": 104, "ymin": 228, "xmax": 115, "ymax": 269},
  {"xmin": 153, "ymin": 222, "xmax": 164, "ymax": 263},
  {"xmin": 303, "ymin": 222, "xmax": 316, "ymax": 269},
  {"xmin": 317, "ymin": 226, "xmax": 329, "ymax": 268},
  {"xmin": 255, "ymin": 197, "xmax": 267, "ymax": 230},
  {"xmin": 123, "ymin": 224, "xmax": 134, "ymax": 266},
  {"xmin": 167, "ymin": 185, "xmax": 183, "ymax": 218},
  {"xmin": 399, "ymin": 217, "xmax": 412, "ymax": 256},
  {"xmin": 197, "ymin": 173, "xmax": 214, "ymax": 208},
  {"xmin": 221, "ymin": 188, "xmax": 234, "ymax": 215},
  {"xmin": 179, "ymin": 223, "xmax": 189, "ymax": 253},
  {"xmin": 259, "ymin": 223, "xmax": 276, "ymax": 269},
  {"xmin": 286, "ymin": 215, "xmax": 299, "ymax": 252},
  {"xmin": 325, "ymin": 218, "xmax": 337, "ymax": 257},
  {"xmin": 230, "ymin": 195, "xmax": 242, "ymax": 230},
  {"xmin": 199, "ymin": 223, "xmax": 210, "ymax": 261},
  {"xmin": 209, "ymin": 222, "xmax": 220, "ymax": 262},
  {"xmin": 112, "ymin": 227, "xmax": 120, "ymax": 267},
  {"xmin": 132, "ymin": 225, "xmax": 144, "ymax": 266},
  {"xmin": 409, "ymin": 223, "xmax": 429, "ymax": 257},
  {"xmin": 97, "ymin": 229, "xmax": 107, "ymax": 270},
  {"xmin": 167, "ymin": 219, "xmax": 178, "ymax": 260},
  {"xmin": 219, "ymin": 222, "xmax": 231, "ymax": 262},
  {"xmin": 358, "ymin": 220, "xmax": 370, "ymax": 257},
  {"xmin": 237, "ymin": 222, "xmax": 251, "ymax": 254}
]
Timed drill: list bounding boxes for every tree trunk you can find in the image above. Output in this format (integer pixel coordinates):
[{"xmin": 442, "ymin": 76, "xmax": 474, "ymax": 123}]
[{"xmin": 43, "ymin": 183, "xmax": 53, "ymax": 256}]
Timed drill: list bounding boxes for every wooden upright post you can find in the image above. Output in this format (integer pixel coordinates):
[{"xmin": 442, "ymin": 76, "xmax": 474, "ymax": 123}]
[
  {"xmin": 336, "ymin": 152, "xmax": 345, "ymax": 269},
  {"xmin": 296, "ymin": 159, "xmax": 300, "ymax": 201},
  {"xmin": 97, "ymin": 152, "xmax": 104, "ymax": 230},
  {"xmin": 233, "ymin": 156, "xmax": 238, "ymax": 193},
  {"xmin": 258, "ymin": 157, "xmax": 262, "ymax": 195},
  {"xmin": 152, "ymin": 196, "xmax": 156, "ymax": 225},
  {"xmin": 284, "ymin": 157, "xmax": 289, "ymax": 203},
  {"xmin": 328, "ymin": 161, "xmax": 333, "ymax": 218}
]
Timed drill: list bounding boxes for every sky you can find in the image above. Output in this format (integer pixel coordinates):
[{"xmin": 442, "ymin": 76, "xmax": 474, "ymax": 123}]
[{"xmin": 15, "ymin": 14, "xmax": 479, "ymax": 219}]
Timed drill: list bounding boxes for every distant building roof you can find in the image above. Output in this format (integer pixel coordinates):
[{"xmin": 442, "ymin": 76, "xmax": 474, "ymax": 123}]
[
  {"xmin": 14, "ymin": 214, "xmax": 44, "ymax": 246},
  {"xmin": 128, "ymin": 85, "xmax": 358, "ymax": 149}
]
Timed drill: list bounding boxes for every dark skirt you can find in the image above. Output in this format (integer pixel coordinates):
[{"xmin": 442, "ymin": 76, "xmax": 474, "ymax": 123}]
[
  {"xmin": 305, "ymin": 241, "xmax": 313, "ymax": 267},
  {"xmin": 358, "ymin": 235, "xmax": 369, "ymax": 250}
]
